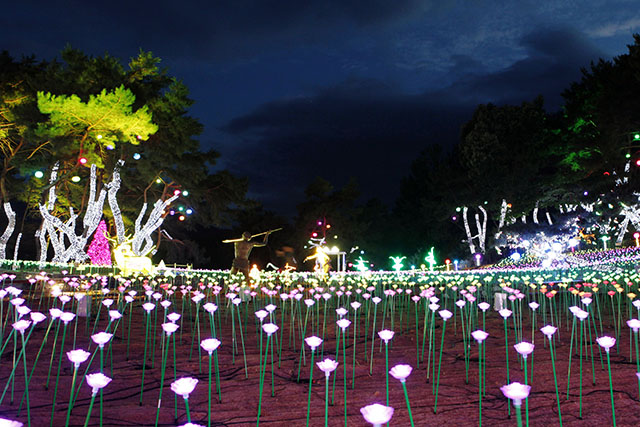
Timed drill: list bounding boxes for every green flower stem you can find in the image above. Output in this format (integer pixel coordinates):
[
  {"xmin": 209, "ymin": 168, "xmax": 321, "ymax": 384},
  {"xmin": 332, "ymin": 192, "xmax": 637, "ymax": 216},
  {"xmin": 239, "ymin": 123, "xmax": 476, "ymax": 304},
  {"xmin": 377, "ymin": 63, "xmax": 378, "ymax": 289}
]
[
  {"xmin": 257, "ymin": 335, "xmax": 271, "ymax": 426},
  {"xmin": 566, "ymin": 316, "xmax": 576, "ymax": 399},
  {"xmin": 434, "ymin": 319, "xmax": 446, "ymax": 414},
  {"xmin": 154, "ymin": 336, "xmax": 169, "ymax": 427},
  {"xmin": 548, "ymin": 337, "xmax": 563, "ymax": 427},
  {"xmin": 45, "ymin": 319, "xmax": 61, "ymax": 389},
  {"xmin": 401, "ymin": 380, "xmax": 415, "ymax": 427},
  {"xmin": 503, "ymin": 318, "xmax": 511, "ymax": 416},
  {"xmin": 515, "ymin": 403, "xmax": 523, "ymax": 427},
  {"xmin": 139, "ymin": 310, "xmax": 151, "ymax": 405},
  {"xmin": 478, "ymin": 341, "xmax": 483, "ymax": 427},
  {"xmin": 50, "ymin": 322, "xmax": 68, "ymax": 427},
  {"xmin": 342, "ymin": 330, "xmax": 347, "ymax": 426},
  {"xmin": 83, "ymin": 392, "xmax": 97, "ymax": 427},
  {"xmin": 605, "ymin": 350, "xmax": 617, "ymax": 427},
  {"xmin": 64, "ymin": 366, "xmax": 78, "ymax": 427},
  {"xmin": 352, "ymin": 310, "xmax": 358, "ymax": 388},
  {"xmin": 578, "ymin": 320, "xmax": 584, "ymax": 419},
  {"xmin": 384, "ymin": 341, "xmax": 390, "ymax": 426},
  {"xmin": 21, "ymin": 331, "xmax": 31, "ymax": 427},
  {"xmin": 297, "ymin": 307, "xmax": 310, "ymax": 382},
  {"xmin": 324, "ymin": 374, "xmax": 329, "ymax": 427},
  {"xmin": 634, "ymin": 331, "xmax": 640, "ymax": 401},
  {"xmin": 331, "ymin": 327, "xmax": 341, "ymax": 405},
  {"xmin": 305, "ymin": 350, "xmax": 316, "ymax": 427},
  {"xmin": 523, "ymin": 356, "xmax": 529, "ymax": 427},
  {"xmin": 184, "ymin": 397, "xmax": 191, "ymax": 423},
  {"xmin": 237, "ymin": 305, "xmax": 248, "ymax": 378},
  {"xmin": 369, "ymin": 304, "xmax": 378, "ymax": 374},
  {"xmin": 207, "ymin": 354, "xmax": 212, "ymax": 427},
  {"xmin": 426, "ymin": 310, "xmax": 435, "ymax": 385}
]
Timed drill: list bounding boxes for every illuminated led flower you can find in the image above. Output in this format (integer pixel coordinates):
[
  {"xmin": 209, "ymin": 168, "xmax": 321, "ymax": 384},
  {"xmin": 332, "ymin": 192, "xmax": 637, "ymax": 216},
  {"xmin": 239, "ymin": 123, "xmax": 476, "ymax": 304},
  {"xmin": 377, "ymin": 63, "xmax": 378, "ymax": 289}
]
[
  {"xmin": 389, "ymin": 364, "xmax": 412, "ymax": 383},
  {"xmin": 167, "ymin": 312, "xmax": 181, "ymax": 323},
  {"xmin": 498, "ymin": 309, "xmax": 512, "ymax": 319},
  {"xmin": 60, "ymin": 312, "xmax": 76, "ymax": 324},
  {"xmin": 108, "ymin": 310, "xmax": 122, "ymax": 321},
  {"xmin": 160, "ymin": 300, "xmax": 171, "ymax": 309},
  {"xmin": 540, "ymin": 325, "xmax": 557, "ymax": 339},
  {"xmin": 471, "ymin": 330, "xmax": 489, "ymax": 343},
  {"xmin": 200, "ymin": 338, "xmax": 221, "ymax": 355},
  {"xmin": 500, "ymin": 382, "xmax": 531, "ymax": 406},
  {"xmin": 316, "ymin": 358, "xmax": 339, "ymax": 377},
  {"xmin": 575, "ymin": 310, "xmax": 588, "ymax": 321},
  {"xmin": 372, "ymin": 297, "xmax": 382, "ymax": 305},
  {"xmin": 628, "ymin": 318, "xmax": 640, "ymax": 333},
  {"xmin": 86, "ymin": 372, "xmax": 112, "ymax": 395},
  {"xmin": 265, "ymin": 304, "xmax": 277, "ymax": 313},
  {"xmin": 0, "ymin": 417, "xmax": 23, "ymax": 427},
  {"xmin": 102, "ymin": 299, "xmax": 114, "ymax": 308},
  {"xmin": 305, "ymin": 335, "xmax": 323, "ymax": 351},
  {"xmin": 50, "ymin": 308, "xmax": 63, "ymax": 319},
  {"xmin": 514, "ymin": 341, "xmax": 534, "ymax": 358},
  {"xmin": 142, "ymin": 302, "xmax": 155, "ymax": 312},
  {"xmin": 378, "ymin": 329, "xmax": 394, "ymax": 343},
  {"xmin": 360, "ymin": 403, "xmax": 394, "ymax": 425},
  {"xmin": 528, "ymin": 302, "xmax": 540, "ymax": 311},
  {"xmin": 455, "ymin": 300, "xmax": 466, "ymax": 308},
  {"xmin": 262, "ymin": 323, "xmax": 278, "ymax": 336},
  {"xmin": 439, "ymin": 309, "xmax": 453, "ymax": 321},
  {"xmin": 596, "ymin": 336, "xmax": 616, "ymax": 353},
  {"xmin": 30, "ymin": 312, "xmax": 46, "ymax": 324},
  {"xmin": 171, "ymin": 377, "xmax": 198, "ymax": 399},
  {"xmin": 304, "ymin": 299, "xmax": 315, "ymax": 307},
  {"xmin": 337, "ymin": 318, "xmax": 351, "ymax": 330},
  {"xmin": 203, "ymin": 303, "xmax": 218, "ymax": 313},
  {"xmin": 91, "ymin": 332, "xmax": 113, "ymax": 348},
  {"xmin": 12, "ymin": 320, "xmax": 31, "ymax": 334},
  {"xmin": 255, "ymin": 310, "xmax": 268, "ymax": 322},
  {"xmin": 478, "ymin": 302, "xmax": 490, "ymax": 311},
  {"xmin": 67, "ymin": 349, "xmax": 91, "ymax": 368},
  {"xmin": 351, "ymin": 301, "xmax": 361, "ymax": 310},
  {"xmin": 162, "ymin": 322, "xmax": 179, "ymax": 336},
  {"xmin": 336, "ymin": 307, "xmax": 348, "ymax": 317}
]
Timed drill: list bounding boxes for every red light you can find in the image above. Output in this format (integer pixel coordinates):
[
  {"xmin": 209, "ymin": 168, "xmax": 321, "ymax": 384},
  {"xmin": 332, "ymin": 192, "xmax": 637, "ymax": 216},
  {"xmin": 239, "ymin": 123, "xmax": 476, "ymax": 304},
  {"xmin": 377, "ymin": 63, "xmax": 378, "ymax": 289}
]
[
  {"xmin": 636, "ymin": 159, "xmax": 640, "ymax": 167},
  {"xmin": 603, "ymin": 171, "xmax": 610, "ymax": 175},
  {"xmin": 312, "ymin": 232, "xmax": 318, "ymax": 238},
  {"xmin": 174, "ymin": 189, "xmax": 181, "ymax": 195},
  {"xmin": 79, "ymin": 157, "xmax": 87, "ymax": 165},
  {"xmin": 179, "ymin": 215, "xmax": 185, "ymax": 221},
  {"xmin": 445, "ymin": 259, "xmax": 451, "ymax": 264}
]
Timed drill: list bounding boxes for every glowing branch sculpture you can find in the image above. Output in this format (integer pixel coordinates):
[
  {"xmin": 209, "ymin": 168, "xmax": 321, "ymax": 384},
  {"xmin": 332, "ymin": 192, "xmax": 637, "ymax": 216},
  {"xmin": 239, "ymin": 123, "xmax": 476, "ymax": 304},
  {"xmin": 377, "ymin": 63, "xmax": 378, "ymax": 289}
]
[
  {"xmin": 131, "ymin": 195, "xmax": 178, "ymax": 256},
  {"xmin": 0, "ymin": 202, "xmax": 16, "ymax": 260}
]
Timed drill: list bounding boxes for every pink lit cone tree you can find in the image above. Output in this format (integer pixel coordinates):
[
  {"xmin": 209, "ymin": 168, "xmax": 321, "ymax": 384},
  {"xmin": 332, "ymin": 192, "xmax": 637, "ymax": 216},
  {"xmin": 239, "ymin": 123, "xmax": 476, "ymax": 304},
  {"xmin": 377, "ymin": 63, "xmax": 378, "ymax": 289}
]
[{"xmin": 87, "ymin": 221, "xmax": 111, "ymax": 266}]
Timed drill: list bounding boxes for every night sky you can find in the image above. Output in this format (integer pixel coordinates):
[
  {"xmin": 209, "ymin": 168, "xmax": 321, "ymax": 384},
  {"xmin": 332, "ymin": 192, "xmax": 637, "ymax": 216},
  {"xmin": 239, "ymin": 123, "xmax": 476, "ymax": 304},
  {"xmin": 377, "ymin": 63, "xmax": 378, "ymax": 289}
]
[{"xmin": 3, "ymin": 1, "xmax": 640, "ymax": 216}]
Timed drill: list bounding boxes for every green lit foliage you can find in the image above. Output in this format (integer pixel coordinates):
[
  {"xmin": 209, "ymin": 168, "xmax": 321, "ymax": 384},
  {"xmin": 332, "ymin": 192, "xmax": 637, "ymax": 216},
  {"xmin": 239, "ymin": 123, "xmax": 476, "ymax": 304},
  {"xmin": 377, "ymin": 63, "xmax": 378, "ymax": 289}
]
[{"xmin": 36, "ymin": 85, "xmax": 157, "ymax": 168}]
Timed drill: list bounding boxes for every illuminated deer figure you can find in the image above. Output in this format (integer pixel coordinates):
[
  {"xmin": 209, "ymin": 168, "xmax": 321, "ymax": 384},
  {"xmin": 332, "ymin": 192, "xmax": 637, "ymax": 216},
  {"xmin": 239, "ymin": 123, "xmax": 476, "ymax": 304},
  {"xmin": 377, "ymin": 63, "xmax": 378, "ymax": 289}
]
[{"xmin": 108, "ymin": 235, "xmax": 155, "ymax": 276}]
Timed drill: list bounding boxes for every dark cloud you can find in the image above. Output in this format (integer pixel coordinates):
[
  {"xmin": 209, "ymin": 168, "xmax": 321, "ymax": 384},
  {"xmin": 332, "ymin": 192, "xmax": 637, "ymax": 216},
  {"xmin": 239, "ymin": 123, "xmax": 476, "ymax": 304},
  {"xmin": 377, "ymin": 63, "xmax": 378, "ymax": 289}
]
[
  {"xmin": 2, "ymin": 1, "xmax": 436, "ymax": 63},
  {"xmin": 221, "ymin": 27, "xmax": 607, "ymax": 214}
]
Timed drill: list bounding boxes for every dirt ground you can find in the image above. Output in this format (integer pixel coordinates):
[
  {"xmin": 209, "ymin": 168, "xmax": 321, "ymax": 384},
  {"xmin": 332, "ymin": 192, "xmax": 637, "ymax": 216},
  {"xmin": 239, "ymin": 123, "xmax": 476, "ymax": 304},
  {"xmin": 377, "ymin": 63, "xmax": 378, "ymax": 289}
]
[{"xmin": 1, "ymin": 293, "xmax": 640, "ymax": 426}]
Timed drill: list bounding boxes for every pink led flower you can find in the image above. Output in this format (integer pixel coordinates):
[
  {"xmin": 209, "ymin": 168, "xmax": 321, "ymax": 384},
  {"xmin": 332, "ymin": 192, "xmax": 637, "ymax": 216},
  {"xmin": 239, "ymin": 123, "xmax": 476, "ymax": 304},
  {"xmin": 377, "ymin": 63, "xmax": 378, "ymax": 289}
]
[
  {"xmin": 171, "ymin": 377, "xmax": 198, "ymax": 399},
  {"xmin": 167, "ymin": 312, "xmax": 181, "ymax": 323},
  {"xmin": 203, "ymin": 302, "xmax": 218, "ymax": 313},
  {"xmin": 337, "ymin": 318, "xmax": 351, "ymax": 330},
  {"xmin": 200, "ymin": 338, "xmax": 221, "ymax": 355},
  {"xmin": 360, "ymin": 403, "xmax": 394, "ymax": 425},
  {"xmin": 498, "ymin": 308, "xmax": 512, "ymax": 319},
  {"xmin": 108, "ymin": 310, "xmax": 122, "ymax": 321},
  {"xmin": 60, "ymin": 312, "xmax": 76, "ymax": 324},
  {"xmin": 102, "ymin": 298, "xmax": 114, "ymax": 308},
  {"xmin": 12, "ymin": 320, "xmax": 31, "ymax": 334},
  {"xmin": 351, "ymin": 301, "xmax": 362, "ymax": 310},
  {"xmin": 316, "ymin": 358, "xmax": 339, "ymax": 377},
  {"xmin": 262, "ymin": 323, "xmax": 279, "ymax": 336},
  {"xmin": 67, "ymin": 349, "xmax": 91, "ymax": 368},
  {"xmin": 162, "ymin": 322, "xmax": 180, "ymax": 336},
  {"xmin": 265, "ymin": 304, "xmax": 276, "ymax": 313},
  {"xmin": 478, "ymin": 302, "xmax": 490, "ymax": 311},
  {"xmin": 142, "ymin": 302, "xmax": 155, "ymax": 312},
  {"xmin": 255, "ymin": 310, "xmax": 268, "ymax": 322},
  {"xmin": 372, "ymin": 297, "xmax": 382, "ymax": 305},
  {"xmin": 30, "ymin": 312, "xmax": 46, "ymax": 324},
  {"xmin": 500, "ymin": 381, "xmax": 531, "ymax": 406},
  {"xmin": 0, "ymin": 417, "xmax": 23, "ymax": 427},
  {"xmin": 528, "ymin": 302, "xmax": 540, "ymax": 311},
  {"xmin": 16, "ymin": 305, "xmax": 30, "ymax": 318},
  {"xmin": 336, "ymin": 307, "xmax": 347, "ymax": 317},
  {"xmin": 439, "ymin": 309, "xmax": 453, "ymax": 321},
  {"xmin": 160, "ymin": 300, "xmax": 171, "ymax": 309},
  {"xmin": 514, "ymin": 341, "xmax": 534, "ymax": 358},
  {"xmin": 628, "ymin": 318, "xmax": 640, "ymax": 333},
  {"xmin": 378, "ymin": 329, "xmax": 394, "ymax": 343},
  {"xmin": 91, "ymin": 332, "xmax": 113, "ymax": 348},
  {"xmin": 471, "ymin": 330, "xmax": 489, "ymax": 343},
  {"xmin": 575, "ymin": 310, "xmax": 588, "ymax": 321},
  {"xmin": 305, "ymin": 335, "xmax": 323, "ymax": 351},
  {"xmin": 596, "ymin": 336, "xmax": 616, "ymax": 353},
  {"xmin": 86, "ymin": 372, "xmax": 112, "ymax": 395},
  {"xmin": 540, "ymin": 325, "xmax": 557, "ymax": 339},
  {"xmin": 49, "ymin": 308, "xmax": 63, "ymax": 319},
  {"xmin": 389, "ymin": 364, "xmax": 412, "ymax": 383}
]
